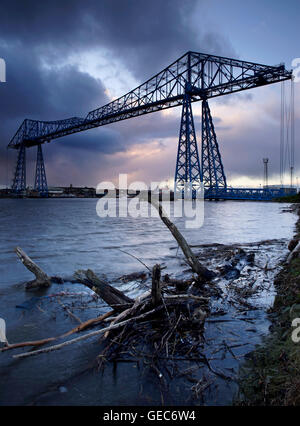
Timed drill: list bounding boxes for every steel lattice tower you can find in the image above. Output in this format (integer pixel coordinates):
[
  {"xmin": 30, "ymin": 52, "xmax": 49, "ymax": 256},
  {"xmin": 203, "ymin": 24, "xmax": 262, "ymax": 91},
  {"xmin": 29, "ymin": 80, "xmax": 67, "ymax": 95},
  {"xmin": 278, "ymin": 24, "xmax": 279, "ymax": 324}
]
[
  {"xmin": 201, "ymin": 99, "xmax": 227, "ymax": 189},
  {"xmin": 174, "ymin": 93, "xmax": 202, "ymax": 194},
  {"xmin": 7, "ymin": 51, "xmax": 292, "ymax": 200},
  {"xmin": 34, "ymin": 144, "xmax": 48, "ymax": 196},
  {"xmin": 12, "ymin": 144, "xmax": 26, "ymax": 193}
]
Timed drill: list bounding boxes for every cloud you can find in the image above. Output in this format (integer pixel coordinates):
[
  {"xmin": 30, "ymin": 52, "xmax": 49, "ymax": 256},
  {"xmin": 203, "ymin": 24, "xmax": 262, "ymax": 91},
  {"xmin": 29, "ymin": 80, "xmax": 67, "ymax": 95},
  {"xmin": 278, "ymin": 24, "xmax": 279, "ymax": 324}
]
[
  {"xmin": 0, "ymin": 41, "xmax": 110, "ymax": 182},
  {"xmin": 0, "ymin": 0, "xmax": 237, "ymax": 79},
  {"xmin": 2, "ymin": 0, "xmax": 294, "ymax": 189},
  {"xmin": 209, "ymin": 83, "xmax": 300, "ymax": 185}
]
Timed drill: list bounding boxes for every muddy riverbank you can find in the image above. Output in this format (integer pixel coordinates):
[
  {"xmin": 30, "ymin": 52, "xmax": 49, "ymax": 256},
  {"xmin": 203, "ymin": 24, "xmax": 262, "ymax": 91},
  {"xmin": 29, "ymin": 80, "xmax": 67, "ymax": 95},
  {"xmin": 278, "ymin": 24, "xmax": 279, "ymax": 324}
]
[{"xmin": 238, "ymin": 204, "xmax": 300, "ymax": 406}]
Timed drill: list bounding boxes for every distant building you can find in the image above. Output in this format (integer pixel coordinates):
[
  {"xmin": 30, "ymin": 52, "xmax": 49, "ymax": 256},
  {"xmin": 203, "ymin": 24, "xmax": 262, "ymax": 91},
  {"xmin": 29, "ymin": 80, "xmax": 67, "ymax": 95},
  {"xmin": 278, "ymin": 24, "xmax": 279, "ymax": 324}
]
[
  {"xmin": 48, "ymin": 187, "xmax": 64, "ymax": 197},
  {"xmin": 64, "ymin": 186, "xmax": 96, "ymax": 197}
]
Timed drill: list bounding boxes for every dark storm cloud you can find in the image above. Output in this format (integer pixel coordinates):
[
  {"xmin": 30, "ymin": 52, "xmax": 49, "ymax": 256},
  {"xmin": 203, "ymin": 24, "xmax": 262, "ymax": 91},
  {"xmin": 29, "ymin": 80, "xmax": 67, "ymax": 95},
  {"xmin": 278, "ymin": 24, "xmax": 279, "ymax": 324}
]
[
  {"xmin": 0, "ymin": 0, "xmax": 239, "ymax": 186},
  {"xmin": 53, "ymin": 128, "xmax": 124, "ymax": 155},
  {"xmin": 0, "ymin": 0, "xmax": 236, "ymax": 79},
  {"xmin": 0, "ymin": 41, "xmax": 112, "ymax": 184},
  {"xmin": 0, "ymin": 45, "xmax": 108, "ymax": 121}
]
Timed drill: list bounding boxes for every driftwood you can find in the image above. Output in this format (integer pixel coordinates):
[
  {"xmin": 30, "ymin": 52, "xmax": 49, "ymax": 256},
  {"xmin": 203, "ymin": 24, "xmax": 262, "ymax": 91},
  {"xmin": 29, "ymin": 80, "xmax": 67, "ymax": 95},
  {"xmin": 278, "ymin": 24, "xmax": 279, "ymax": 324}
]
[
  {"xmin": 74, "ymin": 269, "xmax": 133, "ymax": 311},
  {"xmin": 5, "ymin": 262, "xmax": 208, "ymax": 363},
  {"xmin": 8, "ymin": 197, "xmax": 212, "ymax": 364},
  {"xmin": 146, "ymin": 197, "xmax": 213, "ymax": 281},
  {"xmin": 164, "ymin": 294, "xmax": 208, "ymax": 302},
  {"xmin": 164, "ymin": 274, "xmax": 192, "ymax": 292},
  {"xmin": 1, "ymin": 310, "xmax": 115, "ymax": 352},
  {"xmin": 152, "ymin": 264, "xmax": 161, "ymax": 306},
  {"xmin": 13, "ymin": 307, "xmax": 161, "ymax": 360},
  {"xmin": 287, "ymin": 240, "xmax": 300, "ymax": 263},
  {"xmin": 103, "ymin": 287, "xmax": 152, "ymax": 339},
  {"xmin": 288, "ymin": 238, "xmax": 299, "ymax": 252},
  {"xmin": 15, "ymin": 247, "xmax": 52, "ymax": 289}
]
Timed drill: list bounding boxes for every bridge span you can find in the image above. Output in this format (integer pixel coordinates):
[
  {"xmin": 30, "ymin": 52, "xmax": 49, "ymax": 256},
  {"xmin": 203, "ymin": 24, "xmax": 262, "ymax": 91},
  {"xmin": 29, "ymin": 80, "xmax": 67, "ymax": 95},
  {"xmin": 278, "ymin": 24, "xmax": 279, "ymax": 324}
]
[{"xmin": 8, "ymin": 51, "xmax": 293, "ymax": 200}]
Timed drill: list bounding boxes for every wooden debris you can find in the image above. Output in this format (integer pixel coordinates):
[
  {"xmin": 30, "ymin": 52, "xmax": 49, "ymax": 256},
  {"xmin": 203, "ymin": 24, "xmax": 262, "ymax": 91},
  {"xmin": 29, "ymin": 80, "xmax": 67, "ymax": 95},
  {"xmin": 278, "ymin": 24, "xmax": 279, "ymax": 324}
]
[
  {"xmin": 1, "ymin": 310, "xmax": 114, "ymax": 352},
  {"xmin": 15, "ymin": 247, "xmax": 51, "ymax": 289},
  {"xmin": 13, "ymin": 307, "xmax": 162, "ymax": 360},
  {"xmin": 287, "ymin": 241, "xmax": 300, "ymax": 263},
  {"xmin": 146, "ymin": 196, "xmax": 213, "ymax": 281},
  {"xmin": 9, "ymin": 201, "xmax": 214, "ymax": 400},
  {"xmin": 164, "ymin": 294, "xmax": 208, "ymax": 302},
  {"xmin": 118, "ymin": 271, "xmax": 148, "ymax": 282},
  {"xmin": 151, "ymin": 264, "xmax": 161, "ymax": 306},
  {"xmin": 288, "ymin": 238, "xmax": 299, "ymax": 252},
  {"xmin": 163, "ymin": 274, "xmax": 191, "ymax": 292},
  {"xmin": 103, "ymin": 288, "xmax": 152, "ymax": 339},
  {"xmin": 57, "ymin": 297, "xmax": 82, "ymax": 324},
  {"xmin": 74, "ymin": 269, "xmax": 133, "ymax": 311}
]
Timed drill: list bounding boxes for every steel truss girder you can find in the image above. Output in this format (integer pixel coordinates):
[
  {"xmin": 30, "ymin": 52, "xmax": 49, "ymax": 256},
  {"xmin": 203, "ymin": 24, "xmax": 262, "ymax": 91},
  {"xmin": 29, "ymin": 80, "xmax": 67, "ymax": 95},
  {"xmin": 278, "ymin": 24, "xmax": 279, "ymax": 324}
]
[
  {"xmin": 201, "ymin": 99, "xmax": 227, "ymax": 189},
  {"xmin": 12, "ymin": 144, "xmax": 26, "ymax": 192},
  {"xmin": 8, "ymin": 51, "xmax": 292, "ymax": 149},
  {"xmin": 175, "ymin": 92, "xmax": 201, "ymax": 192},
  {"xmin": 34, "ymin": 144, "xmax": 48, "ymax": 196}
]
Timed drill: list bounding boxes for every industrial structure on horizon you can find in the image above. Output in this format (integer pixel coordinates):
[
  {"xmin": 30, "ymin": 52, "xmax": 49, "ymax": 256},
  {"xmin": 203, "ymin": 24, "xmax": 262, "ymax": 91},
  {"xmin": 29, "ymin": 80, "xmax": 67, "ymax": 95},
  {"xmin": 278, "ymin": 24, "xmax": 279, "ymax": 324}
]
[{"xmin": 7, "ymin": 51, "xmax": 296, "ymax": 200}]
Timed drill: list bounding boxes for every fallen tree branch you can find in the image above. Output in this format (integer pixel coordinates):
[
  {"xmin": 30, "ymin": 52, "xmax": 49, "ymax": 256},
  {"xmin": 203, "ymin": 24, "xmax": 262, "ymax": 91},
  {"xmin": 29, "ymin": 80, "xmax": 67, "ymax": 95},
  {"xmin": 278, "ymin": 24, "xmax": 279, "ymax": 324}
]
[
  {"xmin": 103, "ymin": 289, "xmax": 151, "ymax": 339},
  {"xmin": 1, "ymin": 310, "xmax": 114, "ymax": 352},
  {"xmin": 145, "ymin": 196, "xmax": 213, "ymax": 281},
  {"xmin": 57, "ymin": 297, "xmax": 82, "ymax": 324},
  {"xmin": 152, "ymin": 264, "xmax": 161, "ymax": 306},
  {"xmin": 13, "ymin": 307, "xmax": 161, "ymax": 359},
  {"xmin": 15, "ymin": 247, "xmax": 51, "ymax": 289},
  {"xmin": 287, "ymin": 241, "xmax": 300, "ymax": 263},
  {"xmin": 163, "ymin": 294, "xmax": 209, "ymax": 302},
  {"xmin": 74, "ymin": 269, "xmax": 133, "ymax": 310}
]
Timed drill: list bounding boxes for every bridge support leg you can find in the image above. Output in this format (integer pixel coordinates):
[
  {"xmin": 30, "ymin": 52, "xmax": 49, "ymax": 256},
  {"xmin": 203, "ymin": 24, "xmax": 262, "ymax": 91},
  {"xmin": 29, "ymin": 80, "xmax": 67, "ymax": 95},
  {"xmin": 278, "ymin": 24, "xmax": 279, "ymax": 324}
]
[
  {"xmin": 201, "ymin": 99, "xmax": 227, "ymax": 190},
  {"xmin": 34, "ymin": 144, "xmax": 48, "ymax": 197},
  {"xmin": 12, "ymin": 144, "xmax": 26, "ymax": 193},
  {"xmin": 174, "ymin": 93, "xmax": 202, "ymax": 196}
]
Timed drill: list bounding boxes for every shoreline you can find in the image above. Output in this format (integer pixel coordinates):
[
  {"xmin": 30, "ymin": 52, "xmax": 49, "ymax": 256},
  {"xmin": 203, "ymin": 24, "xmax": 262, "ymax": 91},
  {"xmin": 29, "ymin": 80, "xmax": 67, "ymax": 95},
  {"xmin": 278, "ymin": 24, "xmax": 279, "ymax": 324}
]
[
  {"xmin": 0, "ymin": 200, "xmax": 295, "ymax": 405},
  {"xmin": 237, "ymin": 203, "xmax": 300, "ymax": 405}
]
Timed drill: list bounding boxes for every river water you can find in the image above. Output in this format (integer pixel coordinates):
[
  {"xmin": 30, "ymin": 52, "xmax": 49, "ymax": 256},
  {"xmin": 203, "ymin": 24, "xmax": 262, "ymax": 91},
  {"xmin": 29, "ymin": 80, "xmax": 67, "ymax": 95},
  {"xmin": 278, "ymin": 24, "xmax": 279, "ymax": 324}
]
[{"xmin": 0, "ymin": 199, "xmax": 296, "ymax": 405}]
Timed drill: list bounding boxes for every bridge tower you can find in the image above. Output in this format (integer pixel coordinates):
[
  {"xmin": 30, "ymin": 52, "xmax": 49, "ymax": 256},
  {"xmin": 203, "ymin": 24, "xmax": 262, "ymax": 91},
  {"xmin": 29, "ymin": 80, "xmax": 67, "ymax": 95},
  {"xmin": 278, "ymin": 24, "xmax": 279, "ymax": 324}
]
[
  {"xmin": 12, "ymin": 143, "xmax": 26, "ymax": 193},
  {"xmin": 174, "ymin": 92, "xmax": 202, "ymax": 195},
  {"xmin": 8, "ymin": 52, "xmax": 291, "ymax": 201},
  {"xmin": 174, "ymin": 95, "xmax": 227, "ymax": 195},
  {"xmin": 34, "ymin": 144, "xmax": 48, "ymax": 196},
  {"xmin": 201, "ymin": 99, "xmax": 227, "ymax": 189}
]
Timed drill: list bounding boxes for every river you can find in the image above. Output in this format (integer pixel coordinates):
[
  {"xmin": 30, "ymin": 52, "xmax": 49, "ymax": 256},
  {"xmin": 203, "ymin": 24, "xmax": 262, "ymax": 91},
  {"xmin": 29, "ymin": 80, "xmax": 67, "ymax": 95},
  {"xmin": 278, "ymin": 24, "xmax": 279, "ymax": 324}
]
[{"xmin": 0, "ymin": 199, "xmax": 296, "ymax": 405}]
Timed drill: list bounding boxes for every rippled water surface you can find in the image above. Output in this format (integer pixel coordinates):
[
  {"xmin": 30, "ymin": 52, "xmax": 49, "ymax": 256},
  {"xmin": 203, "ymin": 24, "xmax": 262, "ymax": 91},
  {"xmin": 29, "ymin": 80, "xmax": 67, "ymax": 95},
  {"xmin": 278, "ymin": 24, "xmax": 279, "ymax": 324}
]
[{"xmin": 0, "ymin": 199, "xmax": 296, "ymax": 405}]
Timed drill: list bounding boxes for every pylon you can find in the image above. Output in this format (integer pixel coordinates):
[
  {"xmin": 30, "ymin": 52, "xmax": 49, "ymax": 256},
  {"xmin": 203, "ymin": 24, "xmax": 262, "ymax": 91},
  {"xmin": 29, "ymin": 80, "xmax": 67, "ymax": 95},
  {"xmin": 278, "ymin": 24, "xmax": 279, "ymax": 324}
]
[
  {"xmin": 201, "ymin": 99, "xmax": 227, "ymax": 189},
  {"xmin": 34, "ymin": 144, "xmax": 48, "ymax": 196},
  {"xmin": 174, "ymin": 93, "xmax": 202, "ymax": 195},
  {"xmin": 12, "ymin": 144, "xmax": 26, "ymax": 193}
]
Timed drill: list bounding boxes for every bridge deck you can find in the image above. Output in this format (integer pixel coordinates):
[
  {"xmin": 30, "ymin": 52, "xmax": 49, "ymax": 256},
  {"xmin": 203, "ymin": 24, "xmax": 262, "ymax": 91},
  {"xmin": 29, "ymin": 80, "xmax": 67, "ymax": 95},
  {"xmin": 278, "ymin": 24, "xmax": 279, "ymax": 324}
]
[{"xmin": 204, "ymin": 187, "xmax": 296, "ymax": 201}]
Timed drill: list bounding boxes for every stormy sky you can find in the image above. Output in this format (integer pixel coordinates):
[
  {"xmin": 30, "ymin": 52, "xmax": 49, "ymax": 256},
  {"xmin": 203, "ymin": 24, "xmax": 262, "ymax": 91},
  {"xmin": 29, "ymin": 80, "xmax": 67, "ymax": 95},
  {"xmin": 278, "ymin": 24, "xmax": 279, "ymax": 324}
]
[{"xmin": 0, "ymin": 0, "xmax": 299, "ymax": 188}]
